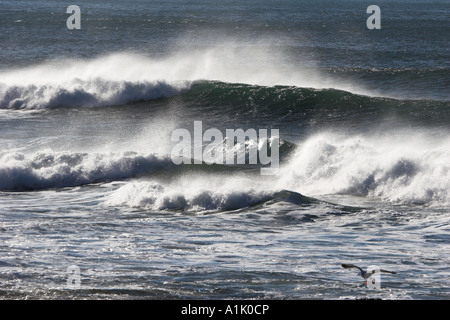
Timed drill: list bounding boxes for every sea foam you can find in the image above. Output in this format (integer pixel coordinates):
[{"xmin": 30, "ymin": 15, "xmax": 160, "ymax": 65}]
[{"xmin": 278, "ymin": 131, "xmax": 450, "ymax": 206}]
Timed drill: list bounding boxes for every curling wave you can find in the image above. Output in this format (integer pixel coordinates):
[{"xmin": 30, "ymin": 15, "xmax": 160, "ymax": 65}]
[
  {"xmin": 0, "ymin": 79, "xmax": 189, "ymax": 109},
  {"xmin": 103, "ymin": 180, "xmax": 323, "ymax": 213},
  {"xmin": 279, "ymin": 132, "xmax": 450, "ymax": 206},
  {"xmin": 0, "ymin": 151, "xmax": 174, "ymax": 191},
  {"xmin": 0, "ymin": 49, "xmax": 379, "ymax": 110}
]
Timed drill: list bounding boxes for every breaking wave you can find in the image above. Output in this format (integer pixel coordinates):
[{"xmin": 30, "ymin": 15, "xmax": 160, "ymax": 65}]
[
  {"xmin": 0, "ymin": 79, "xmax": 189, "ymax": 109},
  {"xmin": 0, "ymin": 48, "xmax": 378, "ymax": 110},
  {"xmin": 0, "ymin": 151, "xmax": 174, "ymax": 191},
  {"xmin": 103, "ymin": 180, "xmax": 323, "ymax": 213},
  {"xmin": 279, "ymin": 132, "xmax": 450, "ymax": 206},
  {"xmin": 2, "ymin": 130, "xmax": 449, "ymax": 208}
]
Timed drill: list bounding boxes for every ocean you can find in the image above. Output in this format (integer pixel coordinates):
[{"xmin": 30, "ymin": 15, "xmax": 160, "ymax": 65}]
[{"xmin": 0, "ymin": 0, "xmax": 449, "ymax": 300}]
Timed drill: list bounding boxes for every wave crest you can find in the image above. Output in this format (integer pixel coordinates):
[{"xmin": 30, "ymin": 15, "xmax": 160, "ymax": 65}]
[
  {"xmin": 103, "ymin": 180, "xmax": 322, "ymax": 213},
  {"xmin": 280, "ymin": 133, "xmax": 450, "ymax": 206},
  {"xmin": 0, "ymin": 151, "xmax": 174, "ymax": 191},
  {"xmin": 0, "ymin": 79, "xmax": 189, "ymax": 109}
]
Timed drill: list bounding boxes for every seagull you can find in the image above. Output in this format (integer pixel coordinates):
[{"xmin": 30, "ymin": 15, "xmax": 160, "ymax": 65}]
[{"xmin": 341, "ymin": 263, "xmax": 396, "ymax": 279}]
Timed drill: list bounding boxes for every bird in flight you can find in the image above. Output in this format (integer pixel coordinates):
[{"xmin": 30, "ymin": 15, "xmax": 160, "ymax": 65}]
[{"xmin": 341, "ymin": 263, "xmax": 396, "ymax": 279}]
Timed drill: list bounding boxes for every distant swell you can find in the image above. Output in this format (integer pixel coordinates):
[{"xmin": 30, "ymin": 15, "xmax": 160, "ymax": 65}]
[{"xmin": 0, "ymin": 151, "xmax": 174, "ymax": 191}]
